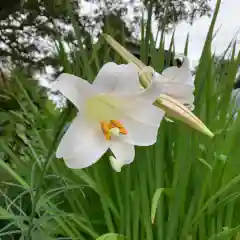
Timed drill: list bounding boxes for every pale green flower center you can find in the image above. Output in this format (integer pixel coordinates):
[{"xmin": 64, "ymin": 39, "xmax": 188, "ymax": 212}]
[
  {"xmin": 85, "ymin": 94, "xmax": 128, "ymax": 140},
  {"xmin": 85, "ymin": 94, "xmax": 122, "ymax": 121}
]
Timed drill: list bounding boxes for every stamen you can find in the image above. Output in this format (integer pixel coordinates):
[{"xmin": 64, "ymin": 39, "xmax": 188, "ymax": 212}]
[
  {"xmin": 109, "ymin": 127, "xmax": 120, "ymax": 136},
  {"xmin": 100, "ymin": 120, "xmax": 128, "ymax": 140},
  {"xmin": 110, "ymin": 120, "xmax": 128, "ymax": 135},
  {"xmin": 100, "ymin": 121, "xmax": 111, "ymax": 140}
]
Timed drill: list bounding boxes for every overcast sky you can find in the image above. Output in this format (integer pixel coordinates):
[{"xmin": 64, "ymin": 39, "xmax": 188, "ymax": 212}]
[
  {"xmin": 164, "ymin": 0, "xmax": 240, "ymax": 68},
  {"xmin": 42, "ymin": 0, "xmax": 240, "ymax": 87},
  {"xmin": 82, "ymin": 0, "xmax": 240, "ymax": 69}
]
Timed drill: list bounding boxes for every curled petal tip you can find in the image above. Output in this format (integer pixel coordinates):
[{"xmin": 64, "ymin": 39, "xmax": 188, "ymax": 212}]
[{"xmin": 109, "ymin": 156, "xmax": 123, "ymax": 172}]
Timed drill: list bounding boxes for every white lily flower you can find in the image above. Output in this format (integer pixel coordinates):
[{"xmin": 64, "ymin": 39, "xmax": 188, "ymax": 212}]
[
  {"xmin": 52, "ymin": 62, "xmax": 164, "ymax": 171},
  {"xmin": 154, "ymin": 56, "xmax": 195, "ymax": 110},
  {"xmin": 103, "ymin": 35, "xmax": 213, "ymax": 138}
]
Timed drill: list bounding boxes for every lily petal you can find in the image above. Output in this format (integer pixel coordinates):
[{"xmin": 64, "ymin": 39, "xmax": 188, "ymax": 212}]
[
  {"xmin": 155, "ymin": 56, "xmax": 195, "ymax": 109},
  {"xmin": 156, "ymin": 79, "xmax": 194, "ymax": 109},
  {"xmin": 121, "ymin": 103, "xmax": 164, "ymax": 146},
  {"xmin": 52, "ymin": 73, "xmax": 96, "ymax": 110},
  {"xmin": 124, "ymin": 99, "xmax": 164, "ymax": 127},
  {"xmin": 138, "ymin": 78, "xmax": 163, "ymax": 103},
  {"xmin": 56, "ymin": 114, "xmax": 109, "ymax": 169},
  {"xmin": 159, "ymin": 82, "xmax": 194, "ymax": 98},
  {"xmin": 93, "ymin": 62, "xmax": 140, "ymax": 94},
  {"xmin": 110, "ymin": 141, "xmax": 135, "ymax": 171},
  {"xmin": 161, "ymin": 57, "xmax": 192, "ymax": 84}
]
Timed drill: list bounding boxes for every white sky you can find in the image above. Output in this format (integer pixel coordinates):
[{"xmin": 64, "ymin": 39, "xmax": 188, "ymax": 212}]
[
  {"xmin": 81, "ymin": 0, "xmax": 240, "ymax": 69},
  {"xmin": 41, "ymin": 0, "xmax": 240, "ymax": 87},
  {"xmin": 164, "ymin": 0, "xmax": 240, "ymax": 68}
]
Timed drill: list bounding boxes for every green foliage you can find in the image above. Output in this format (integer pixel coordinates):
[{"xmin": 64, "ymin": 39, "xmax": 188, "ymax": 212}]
[{"xmin": 1, "ymin": 0, "xmax": 240, "ymax": 239}]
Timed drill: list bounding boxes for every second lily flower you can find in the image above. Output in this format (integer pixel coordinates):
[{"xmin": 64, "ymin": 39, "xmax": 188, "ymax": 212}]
[{"xmin": 104, "ymin": 34, "xmax": 213, "ymax": 137}]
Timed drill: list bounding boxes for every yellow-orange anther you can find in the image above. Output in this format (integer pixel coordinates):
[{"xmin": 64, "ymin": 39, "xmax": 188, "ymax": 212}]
[
  {"xmin": 100, "ymin": 121, "xmax": 111, "ymax": 140},
  {"xmin": 109, "ymin": 120, "xmax": 128, "ymax": 135},
  {"xmin": 100, "ymin": 120, "xmax": 128, "ymax": 140}
]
